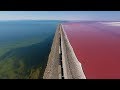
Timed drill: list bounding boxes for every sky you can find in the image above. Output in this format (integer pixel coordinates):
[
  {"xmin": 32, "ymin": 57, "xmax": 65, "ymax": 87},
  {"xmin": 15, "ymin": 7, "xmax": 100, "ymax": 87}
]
[{"xmin": 0, "ymin": 11, "xmax": 120, "ymax": 21}]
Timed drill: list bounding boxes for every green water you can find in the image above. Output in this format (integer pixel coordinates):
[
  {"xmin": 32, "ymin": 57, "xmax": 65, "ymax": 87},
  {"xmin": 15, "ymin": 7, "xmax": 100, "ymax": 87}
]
[{"xmin": 0, "ymin": 20, "xmax": 61, "ymax": 79}]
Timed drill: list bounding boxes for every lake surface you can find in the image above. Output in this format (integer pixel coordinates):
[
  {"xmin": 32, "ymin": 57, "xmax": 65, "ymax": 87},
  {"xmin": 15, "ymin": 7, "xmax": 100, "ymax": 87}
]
[
  {"xmin": 63, "ymin": 21, "xmax": 120, "ymax": 79},
  {"xmin": 0, "ymin": 20, "xmax": 60, "ymax": 79}
]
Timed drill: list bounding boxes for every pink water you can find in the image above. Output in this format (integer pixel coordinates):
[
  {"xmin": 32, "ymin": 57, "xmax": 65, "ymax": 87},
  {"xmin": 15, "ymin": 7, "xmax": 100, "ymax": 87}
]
[{"xmin": 62, "ymin": 22, "xmax": 120, "ymax": 79}]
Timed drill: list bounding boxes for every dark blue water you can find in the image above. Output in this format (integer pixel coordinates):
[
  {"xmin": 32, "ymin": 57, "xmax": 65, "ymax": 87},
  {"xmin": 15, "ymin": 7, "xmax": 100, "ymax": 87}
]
[
  {"xmin": 0, "ymin": 20, "xmax": 60, "ymax": 43},
  {"xmin": 0, "ymin": 20, "xmax": 61, "ymax": 79}
]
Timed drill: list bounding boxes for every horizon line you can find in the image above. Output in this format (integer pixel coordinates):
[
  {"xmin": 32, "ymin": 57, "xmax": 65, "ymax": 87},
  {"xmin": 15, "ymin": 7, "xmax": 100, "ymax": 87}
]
[{"xmin": 0, "ymin": 19, "xmax": 120, "ymax": 22}]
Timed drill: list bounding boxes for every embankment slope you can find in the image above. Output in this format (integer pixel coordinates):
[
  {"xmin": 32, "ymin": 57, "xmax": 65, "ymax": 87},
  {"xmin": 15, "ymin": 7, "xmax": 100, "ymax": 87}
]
[{"xmin": 43, "ymin": 24, "xmax": 86, "ymax": 79}]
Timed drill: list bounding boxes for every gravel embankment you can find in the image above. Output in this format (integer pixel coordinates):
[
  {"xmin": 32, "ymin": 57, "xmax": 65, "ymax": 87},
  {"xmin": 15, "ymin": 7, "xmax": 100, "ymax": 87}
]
[
  {"xmin": 43, "ymin": 25, "xmax": 61, "ymax": 79},
  {"xmin": 43, "ymin": 24, "xmax": 86, "ymax": 79}
]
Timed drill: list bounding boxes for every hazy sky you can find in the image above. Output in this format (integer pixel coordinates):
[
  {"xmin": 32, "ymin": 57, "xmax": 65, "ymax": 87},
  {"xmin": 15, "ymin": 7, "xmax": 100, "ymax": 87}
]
[{"xmin": 0, "ymin": 11, "xmax": 120, "ymax": 21}]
